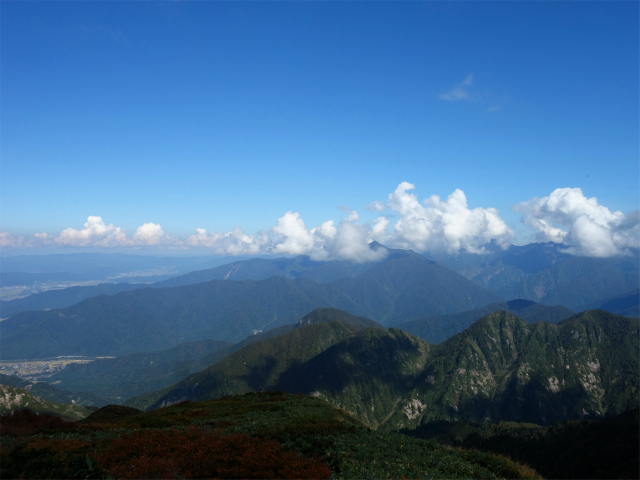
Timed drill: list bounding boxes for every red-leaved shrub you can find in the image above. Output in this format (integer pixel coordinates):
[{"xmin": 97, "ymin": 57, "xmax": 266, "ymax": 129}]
[{"xmin": 97, "ymin": 426, "xmax": 331, "ymax": 479}]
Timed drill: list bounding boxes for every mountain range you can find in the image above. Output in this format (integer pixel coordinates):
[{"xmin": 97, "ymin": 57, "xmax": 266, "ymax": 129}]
[
  {"xmin": 1, "ymin": 245, "xmax": 637, "ymax": 480},
  {"xmin": 431, "ymin": 242, "xmax": 639, "ymax": 311},
  {"xmin": 126, "ymin": 308, "xmax": 639, "ymax": 430},
  {"xmin": 3, "ymin": 243, "xmax": 637, "ymax": 361},
  {"xmin": 2, "ymin": 243, "xmax": 637, "ymax": 320},
  {"xmin": 0, "ymin": 251, "xmax": 501, "ymax": 359}
]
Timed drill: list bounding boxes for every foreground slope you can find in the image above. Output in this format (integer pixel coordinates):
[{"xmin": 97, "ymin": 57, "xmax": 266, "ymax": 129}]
[
  {"xmin": 0, "ymin": 392, "xmax": 538, "ymax": 480},
  {"xmin": 402, "ymin": 407, "xmax": 639, "ymax": 480}
]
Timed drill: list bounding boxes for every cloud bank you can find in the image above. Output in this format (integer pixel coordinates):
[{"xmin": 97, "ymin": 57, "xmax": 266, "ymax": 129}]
[
  {"xmin": 1, "ymin": 183, "xmax": 637, "ymax": 260},
  {"xmin": 513, "ymin": 187, "xmax": 639, "ymax": 257}
]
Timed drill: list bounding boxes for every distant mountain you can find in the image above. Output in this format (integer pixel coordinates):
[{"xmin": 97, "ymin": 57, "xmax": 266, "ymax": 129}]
[
  {"xmin": 130, "ymin": 309, "xmax": 638, "ymax": 430},
  {"xmin": 432, "ymin": 243, "xmax": 639, "ymax": 311},
  {"xmin": 156, "ymin": 255, "xmax": 372, "ymax": 287},
  {"xmin": 590, "ymin": 288, "xmax": 639, "ymax": 318},
  {"xmin": 0, "ymin": 253, "xmax": 233, "ymax": 287},
  {"xmin": 1, "ymin": 253, "xmax": 500, "ymax": 359},
  {"xmin": 397, "ymin": 299, "xmax": 575, "ymax": 344},
  {"xmin": 5, "ymin": 242, "xmax": 635, "ymax": 320},
  {"xmin": 156, "ymin": 243, "xmax": 425, "ymax": 287},
  {"xmin": 0, "ymin": 282, "xmax": 142, "ymax": 319},
  {"xmin": 0, "ymin": 252, "xmax": 378, "ymax": 318},
  {"xmin": 0, "ymin": 384, "xmax": 91, "ymax": 420},
  {"xmin": 0, "ymin": 245, "xmax": 466, "ymax": 321}
]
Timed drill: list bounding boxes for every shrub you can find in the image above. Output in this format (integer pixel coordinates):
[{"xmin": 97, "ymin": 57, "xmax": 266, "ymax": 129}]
[
  {"xmin": 97, "ymin": 426, "xmax": 332, "ymax": 479},
  {"xmin": 0, "ymin": 409, "xmax": 76, "ymax": 437}
]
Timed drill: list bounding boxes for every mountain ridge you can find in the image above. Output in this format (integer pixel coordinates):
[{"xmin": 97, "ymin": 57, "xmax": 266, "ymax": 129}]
[
  {"xmin": 0, "ymin": 254, "xmax": 500, "ymax": 359},
  {"xmin": 127, "ymin": 309, "xmax": 639, "ymax": 430}
]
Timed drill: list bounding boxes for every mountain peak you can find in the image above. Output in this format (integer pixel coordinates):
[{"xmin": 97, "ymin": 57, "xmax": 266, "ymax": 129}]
[{"xmin": 297, "ymin": 308, "xmax": 381, "ymax": 329}]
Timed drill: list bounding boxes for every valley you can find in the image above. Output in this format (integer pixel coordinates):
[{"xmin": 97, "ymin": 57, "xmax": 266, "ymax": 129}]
[{"xmin": 0, "ymin": 357, "xmax": 102, "ymax": 381}]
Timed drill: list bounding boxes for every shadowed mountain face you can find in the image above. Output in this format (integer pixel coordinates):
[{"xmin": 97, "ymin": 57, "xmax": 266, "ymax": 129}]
[
  {"xmin": 129, "ymin": 309, "xmax": 639, "ymax": 431},
  {"xmin": 0, "ymin": 253, "xmax": 500, "ymax": 359},
  {"xmin": 128, "ymin": 309, "xmax": 385, "ymax": 411}
]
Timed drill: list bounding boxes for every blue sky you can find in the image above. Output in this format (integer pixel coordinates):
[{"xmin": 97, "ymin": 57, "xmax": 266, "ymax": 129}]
[{"xmin": 1, "ymin": 1, "xmax": 638, "ymax": 259}]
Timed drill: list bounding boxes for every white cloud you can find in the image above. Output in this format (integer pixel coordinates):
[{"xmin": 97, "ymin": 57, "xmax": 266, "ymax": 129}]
[
  {"xmin": 3, "ymin": 184, "xmax": 634, "ymax": 261},
  {"xmin": 375, "ymin": 182, "xmax": 513, "ymax": 254},
  {"xmin": 186, "ymin": 227, "xmax": 267, "ymax": 255},
  {"xmin": 55, "ymin": 216, "xmax": 129, "ymax": 247},
  {"xmin": 438, "ymin": 74, "xmax": 474, "ymax": 101},
  {"xmin": 132, "ymin": 222, "xmax": 178, "ymax": 246},
  {"xmin": 512, "ymin": 187, "xmax": 639, "ymax": 257},
  {"xmin": 366, "ymin": 200, "xmax": 387, "ymax": 212},
  {"xmin": 271, "ymin": 211, "xmax": 316, "ymax": 255},
  {"xmin": 0, "ymin": 231, "xmax": 24, "ymax": 248}
]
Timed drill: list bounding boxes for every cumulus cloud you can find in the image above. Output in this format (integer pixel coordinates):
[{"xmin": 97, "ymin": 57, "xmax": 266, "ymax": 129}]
[
  {"xmin": 186, "ymin": 227, "xmax": 267, "ymax": 255},
  {"xmin": 56, "ymin": 216, "xmax": 129, "ymax": 247},
  {"xmin": 0, "ymin": 216, "xmax": 179, "ymax": 249},
  {"xmin": 132, "ymin": 222, "xmax": 178, "ymax": 246},
  {"xmin": 181, "ymin": 183, "xmax": 512, "ymax": 260},
  {"xmin": 512, "ymin": 187, "xmax": 639, "ymax": 257},
  {"xmin": 272, "ymin": 211, "xmax": 316, "ymax": 255},
  {"xmin": 375, "ymin": 182, "xmax": 513, "ymax": 254},
  {"xmin": 0, "ymin": 231, "xmax": 25, "ymax": 248},
  {"xmin": 3, "ymin": 183, "xmax": 634, "ymax": 261},
  {"xmin": 438, "ymin": 74, "xmax": 474, "ymax": 101}
]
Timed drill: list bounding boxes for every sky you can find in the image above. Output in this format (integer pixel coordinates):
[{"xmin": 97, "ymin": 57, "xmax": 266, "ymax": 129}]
[{"xmin": 1, "ymin": 1, "xmax": 638, "ymax": 261}]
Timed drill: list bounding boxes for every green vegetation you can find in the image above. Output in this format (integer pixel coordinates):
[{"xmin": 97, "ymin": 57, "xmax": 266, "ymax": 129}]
[
  {"xmin": 127, "ymin": 311, "xmax": 384, "ymax": 410},
  {"xmin": 0, "ymin": 392, "xmax": 539, "ymax": 479},
  {"xmin": 401, "ymin": 408, "xmax": 639, "ymax": 479},
  {"xmin": 1, "ymin": 253, "xmax": 500, "ymax": 359},
  {"xmin": 130, "ymin": 309, "xmax": 639, "ymax": 431},
  {"xmin": 47, "ymin": 339, "xmax": 232, "ymax": 402}
]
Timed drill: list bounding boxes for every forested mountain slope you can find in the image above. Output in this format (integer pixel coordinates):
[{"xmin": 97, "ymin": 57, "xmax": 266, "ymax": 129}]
[
  {"xmin": 0, "ymin": 255, "xmax": 499, "ymax": 359},
  {"xmin": 130, "ymin": 310, "xmax": 639, "ymax": 431}
]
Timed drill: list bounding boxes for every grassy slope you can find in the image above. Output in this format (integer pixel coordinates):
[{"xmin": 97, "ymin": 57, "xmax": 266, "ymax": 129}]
[{"xmin": 0, "ymin": 392, "xmax": 539, "ymax": 480}]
